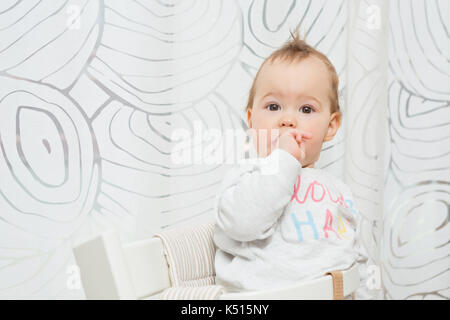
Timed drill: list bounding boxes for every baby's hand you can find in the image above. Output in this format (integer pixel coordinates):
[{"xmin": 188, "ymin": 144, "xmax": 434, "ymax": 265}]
[{"xmin": 274, "ymin": 129, "xmax": 311, "ymax": 164}]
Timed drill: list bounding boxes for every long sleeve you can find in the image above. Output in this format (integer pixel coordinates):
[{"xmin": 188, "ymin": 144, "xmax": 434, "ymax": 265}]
[{"xmin": 214, "ymin": 148, "xmax": 302, "ymax": 242}]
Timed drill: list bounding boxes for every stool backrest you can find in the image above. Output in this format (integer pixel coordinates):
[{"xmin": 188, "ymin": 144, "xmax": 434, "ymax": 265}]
[{"xmin": 74, "ymin": 230, "xmax": 171, "ymax": 299}]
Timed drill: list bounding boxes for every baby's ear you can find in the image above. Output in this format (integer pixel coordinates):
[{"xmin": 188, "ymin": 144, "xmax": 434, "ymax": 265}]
[
  {"xmin": 324, "ymin": 112, "xmax": 341, "ymax": 142},
  {"xmin": 247, "ymin": 109, "xmax": 252, "ymax": 128}
]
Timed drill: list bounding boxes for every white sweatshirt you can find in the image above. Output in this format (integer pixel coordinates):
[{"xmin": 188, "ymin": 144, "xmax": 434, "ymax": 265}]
[{"xmin": 213, "ymin": 148, "xmax": 373, "ymax": 299}]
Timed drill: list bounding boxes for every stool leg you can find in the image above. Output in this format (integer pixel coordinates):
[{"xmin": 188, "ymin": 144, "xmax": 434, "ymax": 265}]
[{"xmin": 325, "ymin": 271, "xmax": 344, "ymax": 300}]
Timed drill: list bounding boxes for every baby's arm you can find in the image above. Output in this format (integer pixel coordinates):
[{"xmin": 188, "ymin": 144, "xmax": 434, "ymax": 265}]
[{"xmin": 214, "ymin": 148, "xmax": 302, "ymax": 242}]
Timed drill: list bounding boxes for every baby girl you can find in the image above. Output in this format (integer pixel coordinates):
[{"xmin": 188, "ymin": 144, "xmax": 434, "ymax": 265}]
[{"xmin": 213, "ymin": 31, "xmax": 373, "ymax": 299}]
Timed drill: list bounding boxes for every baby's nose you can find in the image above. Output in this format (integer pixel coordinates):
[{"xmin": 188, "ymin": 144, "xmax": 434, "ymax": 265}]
[{"xmin": 280, "ymin": 118, "xmax": 296, "ymax": 128}]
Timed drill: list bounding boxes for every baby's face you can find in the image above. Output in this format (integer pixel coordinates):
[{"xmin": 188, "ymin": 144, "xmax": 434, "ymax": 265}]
[{"xmin": 247, "ymin": 56, "xmax": 341, "ymax": 168}]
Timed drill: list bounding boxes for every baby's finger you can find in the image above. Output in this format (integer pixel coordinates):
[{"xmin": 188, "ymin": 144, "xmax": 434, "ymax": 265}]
[
  {"xmin": 286, "ymin": 128, "xmax": 298, "ymax": 137},
  {"xmin": 299, "ymin": 141, "xmax": 306, "ymax": 160},
  {"xmin": 271, "ymin": 133, "xmax": 280, "ymax": 145},
  {"xmin": 290, "ymin": 132, "xmax": 301, "ymax": 146},
  {"xmin": 294, "ymin": 131, "xmax": 308, "ymax": 143},
  {"xmin": 295, "ymin": 134, "xmax": 311, "ymax": 146},
  {"xmin": 287, "ymin": 130, "xmax": 300, "ymax": 142},
  {"xmin": 299, "ymin": 131, "xmax": 313, "ymax": 140}
]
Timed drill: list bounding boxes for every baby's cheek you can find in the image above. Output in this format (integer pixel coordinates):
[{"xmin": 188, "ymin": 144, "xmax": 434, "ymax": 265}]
[{"xmin": 307, "ymin": 139, "xmax": 322, "ymax": 160}]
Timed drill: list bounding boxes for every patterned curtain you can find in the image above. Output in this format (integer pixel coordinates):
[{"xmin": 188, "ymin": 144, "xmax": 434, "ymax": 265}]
[{"xmin": 0, "ymin": 0, "xmax": 448, "ymax": 299}]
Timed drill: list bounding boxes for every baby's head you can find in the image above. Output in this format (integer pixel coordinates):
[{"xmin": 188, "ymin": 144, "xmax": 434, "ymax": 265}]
[{"xmin": 246, "ymin": 30, "xmax": 341, "ymax": 168}]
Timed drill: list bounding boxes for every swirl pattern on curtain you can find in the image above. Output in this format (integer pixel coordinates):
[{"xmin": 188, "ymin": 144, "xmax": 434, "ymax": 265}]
[{"xmin": 0, "ymin": 0, "xmax": 448, "ymax": 300}]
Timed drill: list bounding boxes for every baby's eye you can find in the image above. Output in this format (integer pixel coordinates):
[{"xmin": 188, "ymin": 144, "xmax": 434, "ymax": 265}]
[
  {"xmin": 300, "ymin": 105, "xmax": 314, "ymax": 113},
  {"xmin": 266, "ymin": 103, "xmax": 280, "ymax": 111}
]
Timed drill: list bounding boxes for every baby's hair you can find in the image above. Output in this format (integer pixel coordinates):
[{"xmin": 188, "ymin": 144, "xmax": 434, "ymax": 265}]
[{"xmin": 245, "ymin": 29, "xmax": 341, "ymax": 117}]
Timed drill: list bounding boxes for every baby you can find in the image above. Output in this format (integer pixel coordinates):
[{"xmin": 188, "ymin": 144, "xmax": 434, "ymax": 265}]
[{"xmin": 213, "ymin": 31, "xmax": 373, "ymax": 299}]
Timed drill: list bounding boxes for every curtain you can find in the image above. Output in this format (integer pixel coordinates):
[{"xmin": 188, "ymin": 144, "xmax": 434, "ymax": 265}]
[{"xmin": 0, "ymin": 0, "xmax": 448, "ymax": 300}]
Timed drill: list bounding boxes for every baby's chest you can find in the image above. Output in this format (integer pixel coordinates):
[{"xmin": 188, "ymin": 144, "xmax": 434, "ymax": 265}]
[{"xmin": 278, "ymin": 176, "xmax": 356, "ymax": 243}]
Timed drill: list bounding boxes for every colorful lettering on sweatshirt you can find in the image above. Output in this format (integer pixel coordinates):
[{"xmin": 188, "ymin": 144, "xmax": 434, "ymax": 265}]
[{"xmin": 288, "ymin": 174, "xmax": 356, "ymax": 243}]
